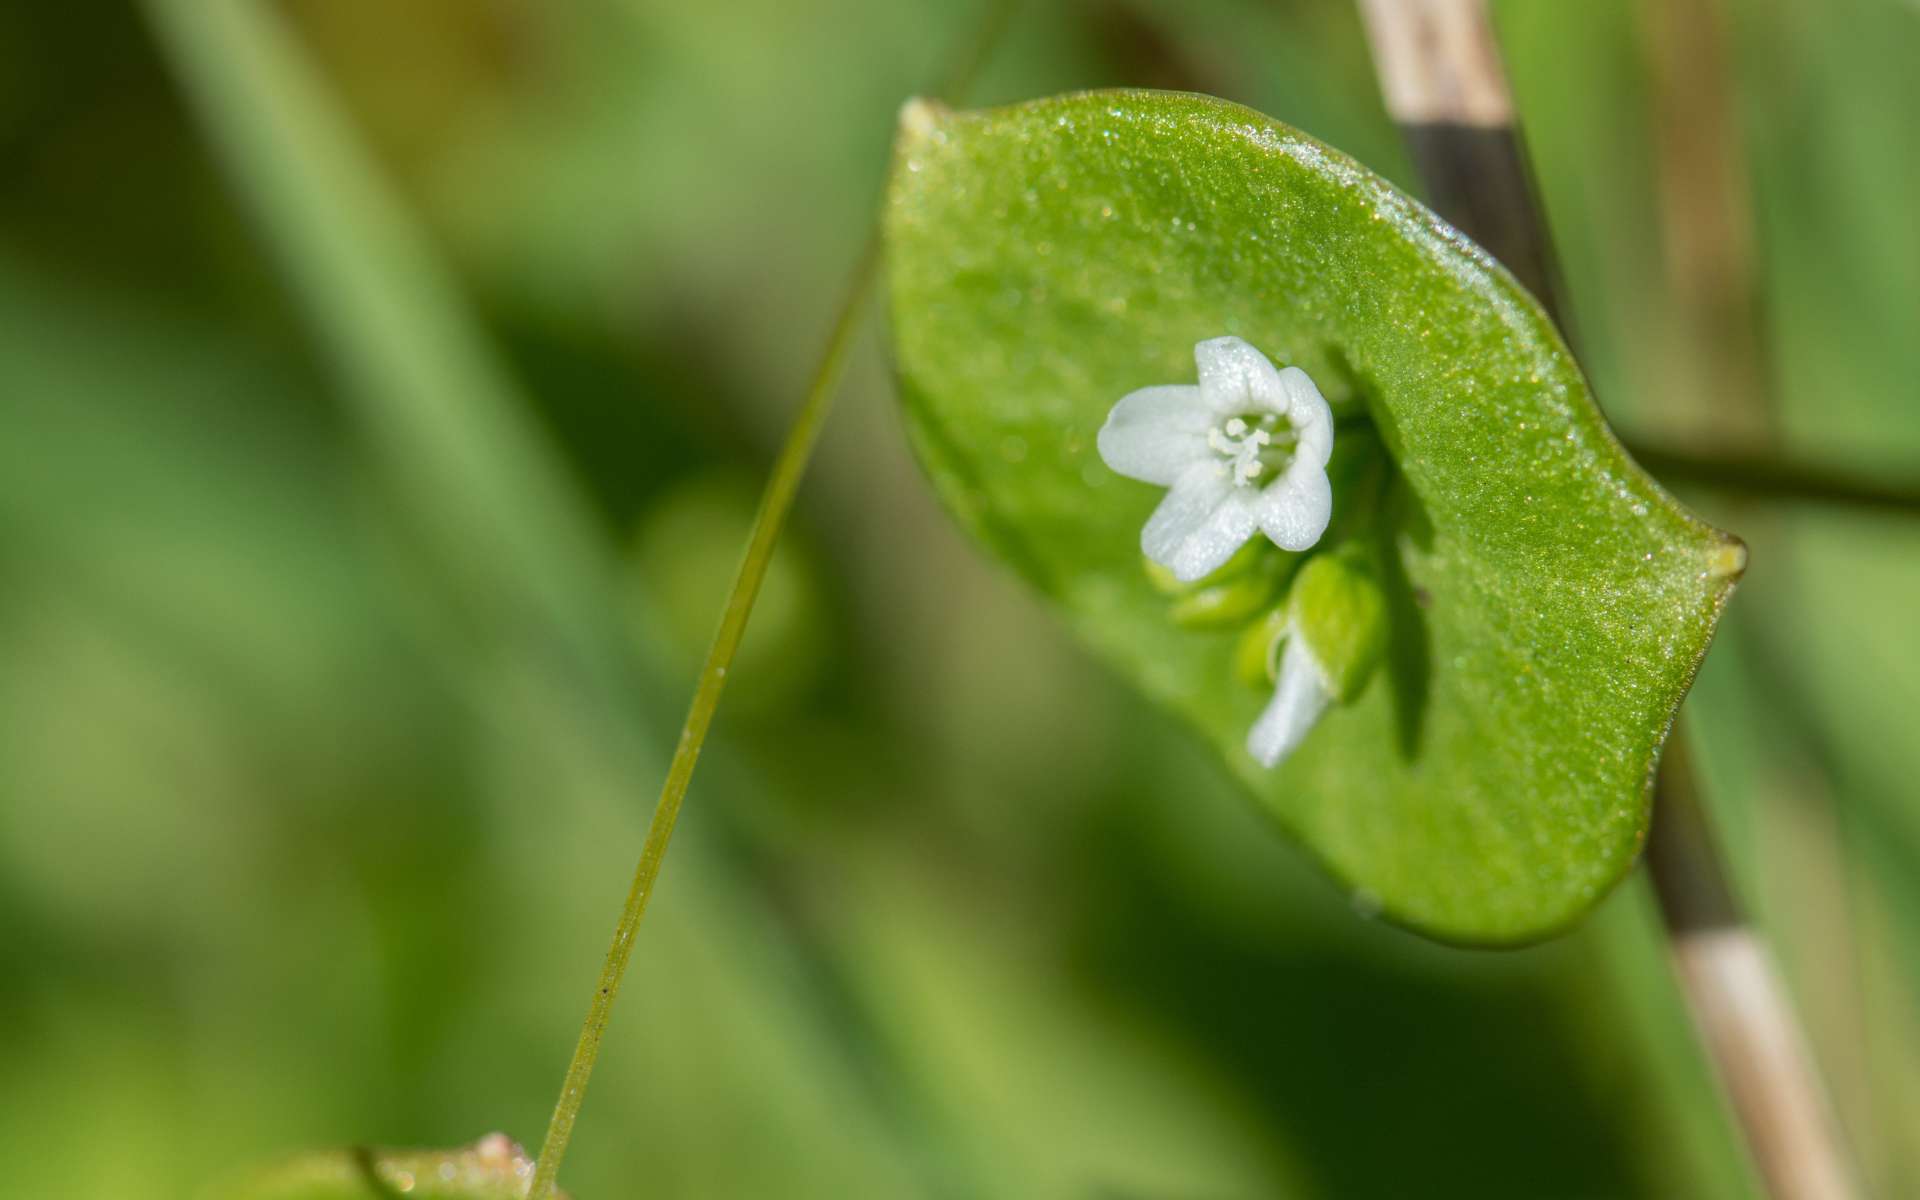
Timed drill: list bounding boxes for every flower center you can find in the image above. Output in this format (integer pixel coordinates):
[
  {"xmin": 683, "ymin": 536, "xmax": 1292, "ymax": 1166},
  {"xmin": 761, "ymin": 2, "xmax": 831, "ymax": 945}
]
[{"xmin": 1207, "ymin": 415, "xmax": 1296, "ymax": 487}]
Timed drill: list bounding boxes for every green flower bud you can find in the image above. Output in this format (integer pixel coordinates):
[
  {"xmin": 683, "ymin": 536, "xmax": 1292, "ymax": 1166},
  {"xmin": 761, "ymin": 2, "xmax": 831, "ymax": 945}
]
[
  {"xmin": 1287, "ymin": 545, "xmax": 1388, "ymax": 702},
  {"xmin": 1232, "ymin": 603, "xmax": 1291, "ymax": 688},
  {"xmin": 1142, "ymin": 536, "xmax": 1266, "ymax": 596},
  {"xmin": 1142, "ymin": 556, "xmax": 1186, "ymax": 595},
  {"xmin": 1150, "ymin": 536, "xmax": 1299, "ymax": 630},
  {"xmin": 1170, "ymin": 570, "xmax": 1281, "ymax": 629},
  {"xmin": 1209, "ymin": 536, "xmax": 1269, "ymax": 582}
]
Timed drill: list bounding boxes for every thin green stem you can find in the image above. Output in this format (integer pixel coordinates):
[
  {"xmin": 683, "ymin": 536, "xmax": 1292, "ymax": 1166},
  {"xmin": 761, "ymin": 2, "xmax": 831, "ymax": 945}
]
[
  {"xmin": 525, "ymin": 241, "xmax": 876, "ymax": 1200},
  {"xmin": 527, "ymin": 5, "xmax": 1020, "ymax": 1193},
  {"xmin": 138, "ymin": 0, "xmax": 1004, "ymax": 1191}
]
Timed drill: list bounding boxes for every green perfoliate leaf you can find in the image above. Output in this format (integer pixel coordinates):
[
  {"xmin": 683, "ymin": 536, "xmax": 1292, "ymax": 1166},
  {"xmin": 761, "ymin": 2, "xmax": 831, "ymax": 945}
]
[{"xmin": 883, "ymin": 90, "xmax": 1743, "ymax": 943}]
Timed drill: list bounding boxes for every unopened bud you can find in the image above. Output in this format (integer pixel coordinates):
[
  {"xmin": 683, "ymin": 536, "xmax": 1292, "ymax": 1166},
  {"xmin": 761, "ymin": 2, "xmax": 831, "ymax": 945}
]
[
  {"xmin": 1148, "ymin": 539, "xmax": 1290, "ymax": 629},
  {"xmin": 1232, "ymin": 603, "xmax": 1292, "ymax": 688},
  {"xmin": 1171, "ymin": 570, "xmax": 1281, "ymax": 629},
  {"xmin": 1287, "ymin": 545, "xmax": 1388, "ymax": 702}
]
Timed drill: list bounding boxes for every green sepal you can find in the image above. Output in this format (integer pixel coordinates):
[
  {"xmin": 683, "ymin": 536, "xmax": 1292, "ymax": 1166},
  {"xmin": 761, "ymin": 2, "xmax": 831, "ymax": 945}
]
[
  {"xmin": 1143, "ymin": 556, "xmax": 1186, "ymax": 596},
  {"xmin": 1233, "ymin": 603, "xmax": 1293, "ymax": 689},
  {"xmin": 1147, "ymin": 536, "xmax": 1267, "ymax": 598},
  {"xmin": 1171, "ymin": 576, "xmax": 1276, "ymax": 629}
]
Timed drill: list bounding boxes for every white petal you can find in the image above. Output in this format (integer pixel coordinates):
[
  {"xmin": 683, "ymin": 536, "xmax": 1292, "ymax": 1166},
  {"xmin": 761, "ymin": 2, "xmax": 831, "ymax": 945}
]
[
  {"xmin": 1254, "ymin": 455, "xmax": 1332, "ymax": 551},
  {"xmin": 1275, "ymin": 366, "xmax": 1334, "ymax": 467},
  {"xmin": 1247, "ymin": 634, "xmax": 1332, "ymax": 768},
  {"xmin": 1141, "ymin": 463, "xmax": 1259, "ymax": 582},
  {"xmin": 1097, "ymin": 385, "xmax": 1214, "ymax": 485},
  {"xmin": 1194, "ymin": 336, "xmax": 1287, "ymax": 417}
]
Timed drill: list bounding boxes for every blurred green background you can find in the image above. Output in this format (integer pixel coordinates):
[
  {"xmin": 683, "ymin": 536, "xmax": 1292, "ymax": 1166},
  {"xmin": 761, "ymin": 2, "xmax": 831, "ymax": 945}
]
[{"xmin": 2, "ymin": 1, "xmax": 1916, "ymax": 1196}]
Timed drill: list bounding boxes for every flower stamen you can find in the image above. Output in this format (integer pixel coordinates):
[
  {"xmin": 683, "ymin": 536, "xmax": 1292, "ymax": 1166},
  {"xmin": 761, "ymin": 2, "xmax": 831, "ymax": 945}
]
[
  {"xmin": 1095, "ymin": 335, "xmax": 1334, "ymax": 581},
  {"xmin": 1208, "ymin": 416, "xmax": 1279, "ymax": 487}
]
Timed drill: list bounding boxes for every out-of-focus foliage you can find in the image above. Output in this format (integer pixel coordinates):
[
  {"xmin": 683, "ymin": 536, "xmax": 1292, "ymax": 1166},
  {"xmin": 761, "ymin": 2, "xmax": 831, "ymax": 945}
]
[
  {"xmin": 0, "ymin": 0, "xmax": 1914, "ymax": 1197},
  {"xmin": 628, "ymin": 473, "xmax": 829, "ymax": 713}
]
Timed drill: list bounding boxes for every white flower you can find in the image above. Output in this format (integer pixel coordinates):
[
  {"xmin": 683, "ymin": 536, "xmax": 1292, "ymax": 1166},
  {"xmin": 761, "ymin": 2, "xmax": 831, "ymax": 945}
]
[
  {"xmin": 1246, "ymin": 629, "xmax": 1333, "ymax": 768},
  {"xmin": 1097, "ymin": 336, "xmax": 1334, "ymax": 583}
]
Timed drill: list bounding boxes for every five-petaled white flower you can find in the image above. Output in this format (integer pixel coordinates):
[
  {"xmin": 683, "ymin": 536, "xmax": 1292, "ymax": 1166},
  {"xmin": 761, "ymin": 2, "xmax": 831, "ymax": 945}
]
[{"xmin": 1096, "ymin": 336, "xmax": 1334, "ymax": 583}]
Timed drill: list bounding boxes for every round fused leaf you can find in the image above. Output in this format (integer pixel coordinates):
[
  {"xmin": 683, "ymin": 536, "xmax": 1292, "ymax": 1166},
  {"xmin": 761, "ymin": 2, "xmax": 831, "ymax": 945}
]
[{"xmin": 884, "ymin": 90, "xmax": 1742, "ymax": 943}]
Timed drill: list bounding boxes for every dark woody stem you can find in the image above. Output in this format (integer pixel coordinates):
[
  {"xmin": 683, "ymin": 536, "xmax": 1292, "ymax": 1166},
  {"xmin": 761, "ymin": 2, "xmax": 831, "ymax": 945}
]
[{"xmin": 1354, "ymin": 3, "xmax": 1858, "ymax": 1198}]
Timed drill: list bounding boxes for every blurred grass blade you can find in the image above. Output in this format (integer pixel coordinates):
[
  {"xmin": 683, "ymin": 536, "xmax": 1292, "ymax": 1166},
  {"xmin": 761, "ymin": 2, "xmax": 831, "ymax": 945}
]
[
  {"xmin": 528, "ymin": 7, "xmax": 1018, "ymax": 1194},
  {"xmin": 832, "ymin": 860, "xmax": 1311, "ymax": 1196},
  {"xmin": 138, "ymin": 0, "xmax": 626, "ymax": 676}
]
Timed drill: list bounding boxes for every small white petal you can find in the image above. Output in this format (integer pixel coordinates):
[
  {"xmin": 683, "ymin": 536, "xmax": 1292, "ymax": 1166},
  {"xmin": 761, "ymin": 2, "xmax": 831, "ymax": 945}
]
[
  {"xmin": 1194, "ymin": 336, "xmax": 1287, "ymax": 417},
  {"xmin": 1097, "ymin": 385, "xmax": 1214, "ymax": 486},
  {"xmin": 1103, "ymin": 338, "xmax": 1335, "ymax": 572},
  {"xmin": 1275, "ymin": 366, "xmax": 1334, "ymax": 467},
  {"xmin": 1247, "ymin": 634, "xmax": 1332, "ymax": 768},
  {"xmin": 1254, "ymin": 455, "xmax": 1333, "ymax": 551},
  {"xmin": 1141, "ymin": 464, "xmax": 1259, "ymax": 582}
]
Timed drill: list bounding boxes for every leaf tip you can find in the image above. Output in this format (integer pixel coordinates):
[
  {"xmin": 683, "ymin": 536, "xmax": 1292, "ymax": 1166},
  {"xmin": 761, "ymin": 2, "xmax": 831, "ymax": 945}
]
[
  {"xmin": 897, "ymin": 96, "xmax": 950, "ymax": 143},
  {"xmin": 1706, "ymin": 535, "xmax": 1748, "ymax": 582}
]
